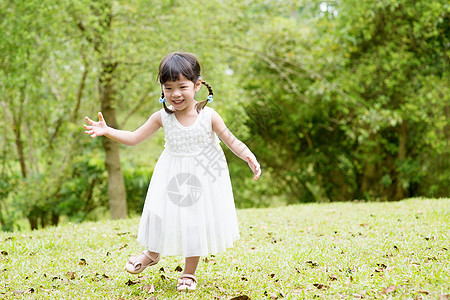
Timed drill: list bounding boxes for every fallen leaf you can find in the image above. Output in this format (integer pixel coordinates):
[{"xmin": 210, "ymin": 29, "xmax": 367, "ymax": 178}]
[
  {"xmin": 313, "ymin": 283, "xmax": 328, "ymax": 289},
  {"xmin": 269, "ymin": 292, "xmax": 278, "ymax": 299},
  {"xmin": 419, "ymin": 291, "xmax": 429, "ymax": 295},
  {"xmin": 125, "ymin": 279, "xmax": 138, "ymax": 286},
  {"xmin": 13, "ymin": 288, "xmax": 34, "ymax": 295},
  {"xmin": 159, "ymin": 267, "xmax": 165, "ymax": 273},
  {"xmin": 79, "ymin": 258, "xmax": 87, "ymax": 265},
  {"xmin": 161, "ymin": 274, "xmax": 167, "ymax": 281},
  {"xmin": 66, "ymin": 271, "xmax": 76, "ymax": 280},
  {"xmin": 230, "ymin": 296, "xmax": 250, "ymax": 300},
  {"xmin": 119, "ymin": 244, "xmax": 128, "ymax": 250},
  {"xmin": 329, "ymin": 274, "xmax": 338, "ymax": 281},
  {"xmin": 1, "ymin": 251, "xmax": 8, "ymax": 256},
  {"xmin": 142, "ymin": 284, "xmax": 155, "ymax": 293},
  {"xmin": 174, "ymin": 265, "xmax": 183, "ymax": 272},
  {"xmin": 306, "ymin": 261, "xmax": 319, "ymax": 267},
  {"xmin": 102, "ymin": 274, "xmax": 110, "ymax": 280},
  {"xmin": 382, "ymin": 285, "xmax": 396, "ymax": 294}
]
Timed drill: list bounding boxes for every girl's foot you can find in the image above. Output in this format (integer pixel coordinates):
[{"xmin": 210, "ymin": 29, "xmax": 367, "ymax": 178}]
[
  {"xmin": 177, "ymin": 273, "xmax": 197, "ymax": 291},
  {"xmin": 125, "ymin": 250, "xmax": 160, "ymax": 274}
]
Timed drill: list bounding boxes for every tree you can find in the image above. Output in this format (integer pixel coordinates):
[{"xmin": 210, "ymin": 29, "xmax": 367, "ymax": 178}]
[{"xmin": 239, "ymin": 0, "xmax": 449, "ymax": 201}]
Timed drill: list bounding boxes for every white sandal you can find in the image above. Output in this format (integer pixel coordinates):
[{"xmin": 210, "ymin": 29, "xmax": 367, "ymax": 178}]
[
  {"xmin": 125, "ymin": 250, "xmax": 160, "ymax": 274},
  {"xmin": 176, "ymin": 274, "xmax": 197, "ymax": 291}
]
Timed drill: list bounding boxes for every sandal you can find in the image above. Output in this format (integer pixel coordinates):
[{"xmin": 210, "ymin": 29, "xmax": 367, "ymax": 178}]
[
  {"xmin": 176, "ymin": 274, "xmax": 197, "ymax": 291},
  {"xmin": 125, "ymin": 250, "xmax": 160, "ymax": 274}
]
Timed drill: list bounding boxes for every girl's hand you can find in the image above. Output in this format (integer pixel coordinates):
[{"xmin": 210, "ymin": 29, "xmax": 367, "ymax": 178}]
[
  {"xmin": 84, "ymin": 112, "xmax": 109, "ymax": 138},
  {"xmin": 246, "ymin": 156, "xmax": 262, "ymax": 181}
]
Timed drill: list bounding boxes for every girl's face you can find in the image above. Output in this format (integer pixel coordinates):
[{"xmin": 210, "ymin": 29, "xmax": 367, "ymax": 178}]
[{"xmin": 162, "ymin": 74, "xmax": 201, "ymax": 111}]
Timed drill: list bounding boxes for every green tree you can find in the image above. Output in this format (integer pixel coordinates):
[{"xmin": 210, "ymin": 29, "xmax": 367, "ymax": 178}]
[{"xmin": 240, "ymin": 0, "xmax": 449, "ymax": 202}]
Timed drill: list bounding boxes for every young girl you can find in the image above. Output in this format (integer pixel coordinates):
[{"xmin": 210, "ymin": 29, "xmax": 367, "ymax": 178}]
[{"xmin": 84, "ymin": 52, "xmax": 261, "ymax": 292}]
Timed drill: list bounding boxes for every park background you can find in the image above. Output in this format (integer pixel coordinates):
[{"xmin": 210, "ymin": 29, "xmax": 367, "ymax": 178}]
[{"xmin": 0, "ymin": 0, "xmax": 449, "ymax": 231}]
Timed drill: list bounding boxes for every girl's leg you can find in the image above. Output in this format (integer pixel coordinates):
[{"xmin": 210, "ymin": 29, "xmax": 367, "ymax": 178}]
[
  {"xmin": 177, "ymin": 256, "xmax": 200, "ymax": 291},
  {"xmin": 136, "ymin": 250, "xmax": 159, "ymax": 265},
  {"xmin": 183, "ymin": 256, "xmax": 200, "ymax": 275}
]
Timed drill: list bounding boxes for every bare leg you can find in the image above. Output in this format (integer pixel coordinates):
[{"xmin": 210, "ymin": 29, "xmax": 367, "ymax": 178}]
[
  {"xmin": 133, "ymin": 250, "xmax": 159, "ymax": 266},
  {"xmin": 177, "ymin": 256, "xmax": 200, "ymax": 290},
  {"xmin": 183, "ymin": 256, "xmax": 200, "ymax": 275}
]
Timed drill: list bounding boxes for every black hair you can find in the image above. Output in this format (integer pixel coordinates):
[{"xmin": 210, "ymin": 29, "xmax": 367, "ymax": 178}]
[{"xmin": 157, "ymin": 52, "xmax": 213, "ymax": 114}]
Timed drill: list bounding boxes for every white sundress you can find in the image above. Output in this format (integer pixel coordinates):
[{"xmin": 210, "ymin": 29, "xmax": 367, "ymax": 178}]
[{"xmin": 137, "ymin": 106, "xmax": 240, "ymax": 257}]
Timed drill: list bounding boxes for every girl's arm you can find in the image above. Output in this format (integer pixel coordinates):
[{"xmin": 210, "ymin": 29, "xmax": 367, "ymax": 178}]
[
  {"xmin": 84, "ymin": 111, "xmax": 162, "ymax": 146},
  {"xmin": 211, "ymin": 110, "xmax": 261, "ymax": 181}
]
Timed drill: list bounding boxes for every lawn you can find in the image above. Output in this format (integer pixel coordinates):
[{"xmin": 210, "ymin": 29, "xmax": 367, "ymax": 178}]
[{"xmin": 1, "ymin": 198, "xmax": 449, "ymax": 299}]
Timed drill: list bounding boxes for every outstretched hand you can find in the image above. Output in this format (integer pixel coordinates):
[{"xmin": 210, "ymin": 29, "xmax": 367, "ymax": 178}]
[
  {"xmin": 84, "ymin": 112, "xmax": 109, "ymax": 138},
  {"xmin": 246, "ymin": 156, "xmax": 261, "ymax": 181}
]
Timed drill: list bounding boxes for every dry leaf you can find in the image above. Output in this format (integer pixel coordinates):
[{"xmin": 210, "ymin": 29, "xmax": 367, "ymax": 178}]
[
  {"xmin": 125, "ymin": 279, "xmax": 138, "ymax": 286},
  {"xmin": 230, "ymin": 296, "xmax": 250, "ymax": 300},
  {"xmin": 79, "ymin": 258, "xmax": 87, "ymax": 265},
  {"xmin": 66, "ymin": 271, "xmax": 76, "ymax": 280},
  {"xmin": 174, "ymin": 265, "xmax": 183, "ymax": 272},
  {"xmin": 142, "ymin": 284, "xmax": 155, "ymax": 293},
  {"xmin": 313, "ymin": 283, "xmax": 328, "ymax": 289},
  {"xmin": 306, "ymin": 261, "xmax": 319, "ymax": 267},
  {"xmin": 119, "ymin": 244, "xmax": 128, "ymax": 250},
  {"xmin": 382, "ymin": 285, "xmax": 396, "ymax": 294},
  {"xmin": 13, "ymin": 288, "xmax": 34, "ymax": 295},
  {"xmin": 329, "ymin": 274, "xmax": 338, "ymax": 281}
]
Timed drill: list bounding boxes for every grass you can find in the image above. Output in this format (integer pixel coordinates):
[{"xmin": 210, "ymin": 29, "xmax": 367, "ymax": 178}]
[{"xmin": 1, "ymin": 198, "xmax": 449, "ymax": 299}]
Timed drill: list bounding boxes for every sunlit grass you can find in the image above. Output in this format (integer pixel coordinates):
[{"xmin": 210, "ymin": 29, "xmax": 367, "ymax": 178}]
[{"xmin": 1, "ymin": 198, "xmax": 449, "ymax": 299}]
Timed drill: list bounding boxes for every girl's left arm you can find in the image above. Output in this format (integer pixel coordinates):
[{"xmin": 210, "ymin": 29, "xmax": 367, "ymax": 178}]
[{"xmin": 211, "ymin": 110, "xmax": 261, "ymax": 181}]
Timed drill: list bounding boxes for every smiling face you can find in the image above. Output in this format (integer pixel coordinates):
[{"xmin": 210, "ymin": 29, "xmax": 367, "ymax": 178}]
[{"xmin": 162, "ymin": 74, "xmax": 201, "ymax": 111}]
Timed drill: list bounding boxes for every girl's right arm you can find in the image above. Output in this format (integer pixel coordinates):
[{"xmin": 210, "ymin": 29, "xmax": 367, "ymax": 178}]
[{"xmin": 84, "ymin": 111, "xmax": 162, "ymax": 146}]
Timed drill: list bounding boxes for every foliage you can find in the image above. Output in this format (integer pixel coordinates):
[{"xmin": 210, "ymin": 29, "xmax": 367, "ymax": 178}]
[
  {"xmin": 240, "ymin": 0, "xmax": 449, "ymax": 202},
  {"xmin": 1, "ymin": 0, "xmax": 448, "ymax": 230},
  {"xmin": 0, "ymin": 198, "xmax": 449, "ymax": 298}
]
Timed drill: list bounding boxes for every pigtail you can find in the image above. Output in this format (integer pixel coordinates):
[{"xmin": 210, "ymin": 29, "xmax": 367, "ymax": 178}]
[
  {"xmin": 195, "ymin": 81, "xmax": 214, "ymax": 113},
  {"xmin": 161, "ymin": 91, "xmax": 175, "ymax": 114}
]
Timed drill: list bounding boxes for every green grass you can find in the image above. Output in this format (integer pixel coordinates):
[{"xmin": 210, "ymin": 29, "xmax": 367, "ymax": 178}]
[{"xmin": 1, "ymin": 198, "xmax": 449, "ymax": 299}]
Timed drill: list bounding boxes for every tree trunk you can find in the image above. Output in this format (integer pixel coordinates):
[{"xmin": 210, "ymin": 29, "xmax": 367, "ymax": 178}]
[
  {"xmin": 394, "ymin": 122, "xmax": 408, "ymax": 200},
  {"xmin": 99, "ymin": 61, "xmax": 128, "ymax": 219}
]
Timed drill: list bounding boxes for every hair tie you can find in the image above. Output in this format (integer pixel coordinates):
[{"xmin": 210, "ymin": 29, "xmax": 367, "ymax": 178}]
[
  {"xmin": 207, "ymin": 95, "xmax": 213, "ymax": 103},
  {"xmin": 159, "ymin": 97, "xmax": 166, "ymax": 104}
]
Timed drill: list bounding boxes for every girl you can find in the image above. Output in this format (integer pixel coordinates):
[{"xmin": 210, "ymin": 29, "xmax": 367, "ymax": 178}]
[{"xmin": 84, "ymin": 52, "xmax": 261, "ymax": 292}]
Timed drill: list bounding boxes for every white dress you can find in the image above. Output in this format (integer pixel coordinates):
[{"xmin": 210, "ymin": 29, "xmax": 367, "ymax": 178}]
[{"xmin": 137, "ymin": 106, "xmax": 240, "ymax": 257}]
